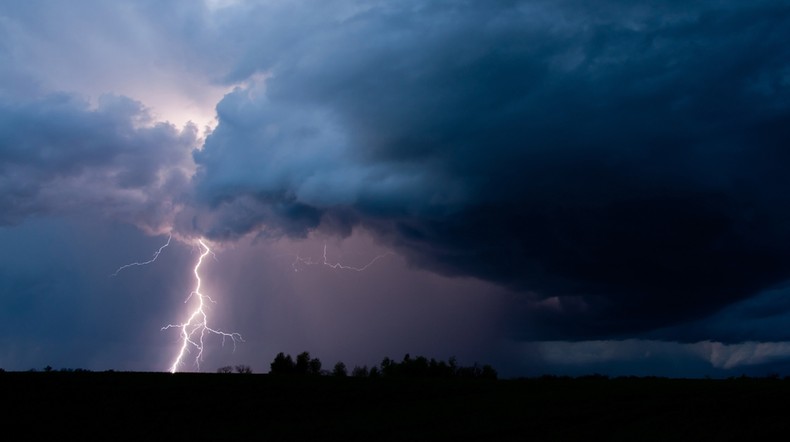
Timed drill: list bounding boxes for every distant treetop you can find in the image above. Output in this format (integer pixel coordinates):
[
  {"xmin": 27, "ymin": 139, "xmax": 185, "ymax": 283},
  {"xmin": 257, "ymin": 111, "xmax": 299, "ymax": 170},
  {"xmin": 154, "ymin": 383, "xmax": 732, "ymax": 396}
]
[{"xmin": 268, "ymin": 352, "xmax": 497, "ymax": 380}]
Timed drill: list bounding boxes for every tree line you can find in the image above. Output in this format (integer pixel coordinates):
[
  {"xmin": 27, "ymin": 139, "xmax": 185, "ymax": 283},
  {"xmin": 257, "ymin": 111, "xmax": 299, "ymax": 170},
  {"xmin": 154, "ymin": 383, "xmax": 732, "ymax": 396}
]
[
  {"xmin": 0, "ymin": 353, "xmax": 498, "ymax": 379},
  {"xmin": 265, "ymin": 351, "xmax": 498, "ymax": 380}
]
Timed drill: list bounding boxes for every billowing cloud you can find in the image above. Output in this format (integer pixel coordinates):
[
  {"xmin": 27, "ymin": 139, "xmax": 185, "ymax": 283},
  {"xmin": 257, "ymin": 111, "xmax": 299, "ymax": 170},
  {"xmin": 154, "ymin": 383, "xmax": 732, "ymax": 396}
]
[
  {"xmin": 185, "ymin": 1, "xmax": 790, "ymax": 338},
  {"xmin": 0, "ymin": 93, "xmax": 197, "ymax": 232}
]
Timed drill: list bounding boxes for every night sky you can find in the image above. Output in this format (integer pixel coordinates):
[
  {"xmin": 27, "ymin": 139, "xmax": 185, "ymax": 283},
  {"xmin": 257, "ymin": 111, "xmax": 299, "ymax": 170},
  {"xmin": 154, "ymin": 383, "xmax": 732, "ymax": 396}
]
[{"xmin": 2, "ymin": 0, "xmax": 790, "ymax": 377}]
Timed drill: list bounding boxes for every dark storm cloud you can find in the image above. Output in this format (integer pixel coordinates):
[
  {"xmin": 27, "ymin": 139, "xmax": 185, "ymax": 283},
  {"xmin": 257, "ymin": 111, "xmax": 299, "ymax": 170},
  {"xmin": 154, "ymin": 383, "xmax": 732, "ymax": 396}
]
[
  {"xmin": 188, "ymin": 0, "xmax": 790, "ymax": 339},
  {"xmin": 643, "ymin": 286, "xmax": 790, "ymax": 344},
  {"xmin": 0, "ymin": 93, "xmax": 197, "ymax": 231}
]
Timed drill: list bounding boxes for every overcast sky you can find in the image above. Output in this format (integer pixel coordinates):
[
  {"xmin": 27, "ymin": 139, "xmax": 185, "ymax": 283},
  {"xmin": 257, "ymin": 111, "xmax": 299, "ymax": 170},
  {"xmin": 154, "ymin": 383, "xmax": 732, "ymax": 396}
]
[{"xmin": 2, "ymin": 0, "xmax": 790, "ymax": 377}]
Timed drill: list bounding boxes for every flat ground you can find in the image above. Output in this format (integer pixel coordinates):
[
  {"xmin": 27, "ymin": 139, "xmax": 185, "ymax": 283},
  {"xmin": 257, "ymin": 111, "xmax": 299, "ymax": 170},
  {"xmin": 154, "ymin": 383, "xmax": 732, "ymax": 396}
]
[{"xmin": 3, "ymin": 372, "xmax": 789, "ymax": 440}]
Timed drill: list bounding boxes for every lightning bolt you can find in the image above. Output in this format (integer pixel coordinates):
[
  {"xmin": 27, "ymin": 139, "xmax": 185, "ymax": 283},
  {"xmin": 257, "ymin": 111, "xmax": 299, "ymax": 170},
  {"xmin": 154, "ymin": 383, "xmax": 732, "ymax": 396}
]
[
  {"xmin": 110, "ymin": 233, "xmax": 172, "ymax": 277},
  {"xmin": 162, "ymin": 239, "xmax": 243, "ymax": 373},
  {"xmin": 293, "ymin": 242, "xmax": 392, "ymax": 272}
]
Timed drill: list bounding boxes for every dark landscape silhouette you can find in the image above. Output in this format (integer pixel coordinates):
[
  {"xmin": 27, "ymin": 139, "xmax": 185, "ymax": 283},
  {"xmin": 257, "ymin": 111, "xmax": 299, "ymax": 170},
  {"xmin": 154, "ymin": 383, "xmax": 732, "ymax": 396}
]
[{"xmin": 4, "ymin": 352, "xmax": 790, "ymax": 440}]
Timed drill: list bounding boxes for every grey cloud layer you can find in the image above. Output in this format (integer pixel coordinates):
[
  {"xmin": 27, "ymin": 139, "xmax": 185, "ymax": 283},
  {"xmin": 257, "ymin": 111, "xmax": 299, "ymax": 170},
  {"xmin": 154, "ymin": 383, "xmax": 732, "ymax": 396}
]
[
  {"xmin": 3, "ymin": 1, "xmax": 790, "ymax": 343},
  {"xmin": 189, "ymin": 0, "xmax": 790, "ymax": 339},
  {"xmin": 0, "ymin": 94, "xmax": 196, "ymax": 231}
]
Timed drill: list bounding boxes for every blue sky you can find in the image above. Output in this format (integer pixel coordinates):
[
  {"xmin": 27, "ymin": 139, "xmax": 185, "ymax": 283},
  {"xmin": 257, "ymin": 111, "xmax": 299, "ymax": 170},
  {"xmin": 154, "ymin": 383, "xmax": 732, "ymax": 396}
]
[{"xmin": 1, "ymin": 0, "xmax": 790, "ymax": 377}]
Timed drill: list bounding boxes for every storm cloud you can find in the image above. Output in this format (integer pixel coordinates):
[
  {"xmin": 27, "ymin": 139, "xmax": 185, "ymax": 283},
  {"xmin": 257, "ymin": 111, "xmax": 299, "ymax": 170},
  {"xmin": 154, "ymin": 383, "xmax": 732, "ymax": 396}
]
[
  {"xmin": 0, "ymin": 93, "xmax": 197, "ymax": 232},
  {"xmin": 185, "ymin": 0, "xmax": 790, "ymax": 338},
  {"xmin": 3, "ymin": 1, "xmax": 790, "ymax": 374}
]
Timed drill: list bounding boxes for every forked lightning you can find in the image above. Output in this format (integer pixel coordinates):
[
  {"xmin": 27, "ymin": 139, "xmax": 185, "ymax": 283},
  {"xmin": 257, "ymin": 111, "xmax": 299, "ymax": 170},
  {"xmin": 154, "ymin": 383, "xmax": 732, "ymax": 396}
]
[
  {"xmin": 162, "ymin": 239, "xmax": 243, "ymax": 373},
  {"xmin": 112, "ymin": 235, "xmax": 242, "ymax": 373}
]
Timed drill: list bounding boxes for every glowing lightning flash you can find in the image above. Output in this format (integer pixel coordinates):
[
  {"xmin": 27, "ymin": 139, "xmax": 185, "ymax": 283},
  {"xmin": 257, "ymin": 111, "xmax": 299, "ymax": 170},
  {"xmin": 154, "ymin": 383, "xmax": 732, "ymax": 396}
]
[
  {"xmin": 111, "ymin": 234, "xmax": 172, "ymax": 277},
  {"xmin": 162, "ymin": 239, "xmax": 243, "ymax": 373},
  {"xmin": 293, "ymin": 242, "xmax": 393, "ymax": 272}
]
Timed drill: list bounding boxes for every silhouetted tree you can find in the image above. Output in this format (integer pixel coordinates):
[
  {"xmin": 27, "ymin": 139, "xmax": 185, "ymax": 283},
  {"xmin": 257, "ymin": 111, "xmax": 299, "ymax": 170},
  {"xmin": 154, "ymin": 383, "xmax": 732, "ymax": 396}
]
[
  {"xmin": 578, "ymin": 373, "xmax": 609, "ymax": 380},
  {"xmin": 270, "ymin": 352, "xmax": 296, "ymax": 375},
  {"xmin": 428, "ymin": 358, "xmax": 453, "ymax": 378},
  {"xmin": 480, "ymin": 364, "xmax": 498, "ymax": 380},
  {"xmin": 380, "ymin": 357, "xmax": 395, "ymax": 377},
  {"xmin": 411, "ymin": 356, "xmax": 430, "ymax": 377},
  {"xmin": 332, "ymin": 362, "xmax": 348, "ymax": 377},
  {"xmin": 295, "ymin": 352, "xmax": 311, "ymax": 374},
  {"xmin": 308, "ymin": 357, "xmax": 322, "ymax": 376},
  {"xmin": 448, "ymin": 356, "xmax": 458, "ymax": 375},
  {"xmin": 217, "ymin": 366, "xmax": 233, "ymax": 374},
  {"xmin": 272, "ymin": 351, "xmax": 322, "ymax": 375},
  {"xmin": 454, "ymin": 363, "xmax": 498, "ymax": 380},
  {"xmin": 235, "ymin": 364, "xmax": 253, "ymax": 374},
  {"xmin": 456, "ymin": 364, "xmax": 480, "ymax": 379},
  {"xmin": 352, "ymin": 365, "xmax": 369, "ymax": 377},
  {"xmin": 268, "ymin": 351, "xmax": 497, "ymax": 380},
  {"xmin": 374, "ymin": 354, "xmax": 497, "ymax": 380}
]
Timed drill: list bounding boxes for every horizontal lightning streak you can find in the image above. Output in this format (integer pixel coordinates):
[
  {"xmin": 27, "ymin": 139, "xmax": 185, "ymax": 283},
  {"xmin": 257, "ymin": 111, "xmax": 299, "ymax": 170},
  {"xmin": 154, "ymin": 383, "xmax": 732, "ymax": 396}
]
[{"xmin": 292, "ymin": 242, "xmax": 393, "ymax": 272}]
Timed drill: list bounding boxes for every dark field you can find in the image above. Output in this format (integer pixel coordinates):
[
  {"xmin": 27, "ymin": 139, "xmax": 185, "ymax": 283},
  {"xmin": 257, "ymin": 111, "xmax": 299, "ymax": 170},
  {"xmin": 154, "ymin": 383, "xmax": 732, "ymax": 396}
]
[{"xmin": 3, "ymin": 372, "xmax": 790, "ymax": 440}]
